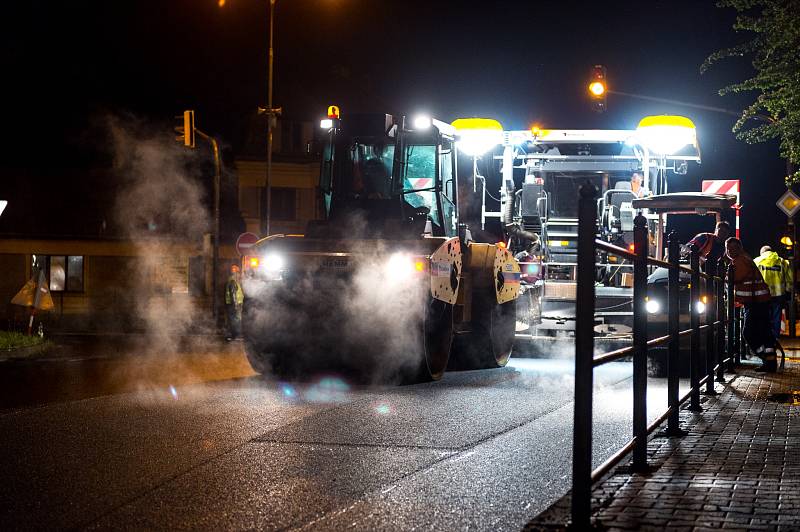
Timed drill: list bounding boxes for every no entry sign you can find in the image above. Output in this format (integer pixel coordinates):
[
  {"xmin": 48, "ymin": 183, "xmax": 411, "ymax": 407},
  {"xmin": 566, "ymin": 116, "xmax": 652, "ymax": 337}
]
[{"xmin": 235, "ymin": 232, "xmax": 259, "ymax": 256}]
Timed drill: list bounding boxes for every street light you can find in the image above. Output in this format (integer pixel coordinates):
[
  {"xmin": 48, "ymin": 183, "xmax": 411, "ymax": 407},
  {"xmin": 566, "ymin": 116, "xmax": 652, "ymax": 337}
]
[
  {"xmin": 219, "ymin": 0, "xmax": 281, "ymax": 237},
  {"xmin": 265, "ymin": 0, "xmax": 278, "ymax": 237}
]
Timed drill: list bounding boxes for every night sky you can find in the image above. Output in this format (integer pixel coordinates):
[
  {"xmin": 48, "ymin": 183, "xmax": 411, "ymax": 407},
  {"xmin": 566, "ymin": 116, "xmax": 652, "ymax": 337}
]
[{"xmin": 1, "ymin": 0, "xmax": 790, "ymax": 251}]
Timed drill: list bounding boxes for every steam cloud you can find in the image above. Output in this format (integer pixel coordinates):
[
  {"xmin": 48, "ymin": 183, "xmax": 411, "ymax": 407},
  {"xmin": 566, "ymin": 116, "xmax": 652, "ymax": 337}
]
[{"xmin": 107, "ymin": 115, "xmax": 210, "ymax": 352}]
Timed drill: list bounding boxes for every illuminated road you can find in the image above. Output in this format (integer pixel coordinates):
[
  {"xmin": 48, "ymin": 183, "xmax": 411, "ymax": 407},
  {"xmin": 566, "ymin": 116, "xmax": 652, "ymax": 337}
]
[{"xmin": 0, "ymin": 341, "xmax": 681, "ymax": 530}]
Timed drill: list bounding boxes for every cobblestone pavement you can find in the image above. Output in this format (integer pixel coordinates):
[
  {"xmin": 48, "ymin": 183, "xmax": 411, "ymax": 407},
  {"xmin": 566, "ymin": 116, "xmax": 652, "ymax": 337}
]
[{"xmin": 527, "ymin": 340, "xmax": 800, "ymax": 531}]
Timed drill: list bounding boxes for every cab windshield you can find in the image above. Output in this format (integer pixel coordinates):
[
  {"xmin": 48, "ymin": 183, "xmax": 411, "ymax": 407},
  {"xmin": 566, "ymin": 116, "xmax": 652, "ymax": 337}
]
[
  {"xmin": 400, "ymin": 143, "xmax": 437, "ymax": 217},
  {"xmin": 340, "ymin": 141, "xmax": 394, "ymax": 199}
]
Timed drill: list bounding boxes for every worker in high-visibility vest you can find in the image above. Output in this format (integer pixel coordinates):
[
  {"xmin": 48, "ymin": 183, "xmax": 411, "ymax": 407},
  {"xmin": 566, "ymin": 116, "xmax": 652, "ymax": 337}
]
[
  {"xmin": 225, "ymin": 264, "xmax": 244, "ymax": 341},
  {"xmin": 755, "ymin": 245, "xmax": 793, "ymax": 338},
  {"xmin": 726, "ymin": 238, "xmax": 776, "ymax": 372}
]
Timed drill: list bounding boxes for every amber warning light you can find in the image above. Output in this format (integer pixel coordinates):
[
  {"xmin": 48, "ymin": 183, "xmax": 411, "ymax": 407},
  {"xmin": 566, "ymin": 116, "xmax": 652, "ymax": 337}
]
[
  {"xmin": 588, "ymin": 65, "xmax": 607, "ymax": 112},
  {"xmin": 589, "ymin": 81, "xmax": 605, "ymax": 96}
]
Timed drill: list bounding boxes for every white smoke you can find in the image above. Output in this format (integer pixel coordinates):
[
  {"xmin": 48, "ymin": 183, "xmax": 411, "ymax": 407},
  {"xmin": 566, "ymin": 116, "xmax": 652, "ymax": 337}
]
[{"xmin": 107, "ymin": 115, "xmax": 211, "ymax": 352}]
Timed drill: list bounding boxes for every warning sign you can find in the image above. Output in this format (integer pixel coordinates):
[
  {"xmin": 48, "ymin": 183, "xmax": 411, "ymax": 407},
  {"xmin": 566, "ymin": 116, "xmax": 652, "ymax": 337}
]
[{"xmin": 777, "ymin": 189, "xmax": 800, "ymax": 217}]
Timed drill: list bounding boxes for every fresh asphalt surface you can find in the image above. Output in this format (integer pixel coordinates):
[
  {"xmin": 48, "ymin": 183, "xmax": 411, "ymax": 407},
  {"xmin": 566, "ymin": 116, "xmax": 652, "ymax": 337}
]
[{"xmin": 0, "ymin": 336, "xmax": 685, "ymax": 530}]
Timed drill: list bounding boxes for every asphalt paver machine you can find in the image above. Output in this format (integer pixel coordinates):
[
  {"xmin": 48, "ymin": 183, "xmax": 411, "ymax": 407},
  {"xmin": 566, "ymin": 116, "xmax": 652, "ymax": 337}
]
[
  {"xmin": 241, "ymin": 111, "xmax": 520, "ymax": 383},
  {"xmin": 483, "ymin": 116, "xmax": 703, "ymax": 340}
]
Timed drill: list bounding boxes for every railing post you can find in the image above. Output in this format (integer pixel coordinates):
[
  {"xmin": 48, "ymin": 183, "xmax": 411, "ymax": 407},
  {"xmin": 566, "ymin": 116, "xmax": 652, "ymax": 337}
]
[
  {"xmin": 666, "ymin": 232, "xmax": 683, "ymax": 435},
  {"xmin": 726, "ymin": 261, "xmax": 737, "ymax": 372},
  {"xmin": 632, "ymin": 212, "xmax": 649, "ymax": 471},
  {"xmin": 716, "ymin": 258, "xmax": 727, "ymax": 382},
  {"xmin": 704, "ymin": 259, "xmax": 718, "ymax": 395},
  {"xmin": 571, "ymin": 183, "xmax": 597, "ymax": 528},
  {"xmin": 689, "ymin": 249, "xmax": 702, "ymax": 411},
  {"xmin": 740, "ymin": 306, "xmax": 747, "ymax": 362}
]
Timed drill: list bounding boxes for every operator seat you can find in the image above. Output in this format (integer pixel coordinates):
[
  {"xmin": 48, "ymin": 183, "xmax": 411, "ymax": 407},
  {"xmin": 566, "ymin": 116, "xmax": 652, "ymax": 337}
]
[
  {"xmin": 608, "ymin": 181, "xmax": 636, "ymax": 212},
  {"xmin": 599, "ymin": 181, "xmax": 637, "ymax": 239}
]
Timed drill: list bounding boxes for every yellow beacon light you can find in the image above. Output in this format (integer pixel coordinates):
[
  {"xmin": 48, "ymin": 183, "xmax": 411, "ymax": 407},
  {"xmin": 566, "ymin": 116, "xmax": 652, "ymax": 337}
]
[
  {"xmin": 451, "ymin": 118, "xmax": 504, "ymax": 157},
  {"xmin": 321, "ymin": 105, "xmax": 341, "ymax": 129}
]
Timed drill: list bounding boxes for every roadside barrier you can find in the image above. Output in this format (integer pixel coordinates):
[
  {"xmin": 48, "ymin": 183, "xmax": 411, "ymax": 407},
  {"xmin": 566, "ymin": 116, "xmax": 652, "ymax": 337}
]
[{"xmin": 571, "ymin": 183, "xmax": 736, "ymax": 527}]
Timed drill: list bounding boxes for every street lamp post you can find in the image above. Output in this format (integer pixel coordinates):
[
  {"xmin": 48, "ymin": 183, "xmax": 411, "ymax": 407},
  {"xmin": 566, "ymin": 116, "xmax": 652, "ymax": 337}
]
[
  {"xmin": 221, "ymin": 0, "xmax": 279, "ymax": 236},
  {"xmin": 264, "ymin": 0, "xmax": 276, "ymax": 237}
]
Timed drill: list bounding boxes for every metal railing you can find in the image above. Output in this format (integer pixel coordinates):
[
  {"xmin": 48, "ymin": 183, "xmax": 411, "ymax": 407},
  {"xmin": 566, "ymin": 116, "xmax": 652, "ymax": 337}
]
[{"xmin": 571, "ymin": 183, "xmax": 736, "ymax": 527}]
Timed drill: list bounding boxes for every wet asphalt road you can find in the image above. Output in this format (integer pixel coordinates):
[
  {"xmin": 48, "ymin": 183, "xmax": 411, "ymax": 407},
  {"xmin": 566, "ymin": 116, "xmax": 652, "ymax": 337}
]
[{"xmin": 0, "ymin": 337, "xmax": 683, "ymax": 530}]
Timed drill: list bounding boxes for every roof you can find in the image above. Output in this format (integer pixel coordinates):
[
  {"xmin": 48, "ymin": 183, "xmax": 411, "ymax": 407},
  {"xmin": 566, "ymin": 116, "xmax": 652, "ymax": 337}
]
[{"xmin": 631, "ymin": 192, "xmax": 736, "ymax": 213}]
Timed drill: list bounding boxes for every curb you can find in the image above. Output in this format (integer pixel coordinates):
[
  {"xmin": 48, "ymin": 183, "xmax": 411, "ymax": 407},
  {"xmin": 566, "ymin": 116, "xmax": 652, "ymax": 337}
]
[{"xmin": 0, "ymin": 341, "xmax": 54, "ymax": 362}]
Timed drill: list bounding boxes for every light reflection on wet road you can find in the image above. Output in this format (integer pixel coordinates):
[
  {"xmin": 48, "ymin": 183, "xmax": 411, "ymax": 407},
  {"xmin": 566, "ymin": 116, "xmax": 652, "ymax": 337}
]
[
  {"xmin": 0, "ymin": 336, "xmax": 684, "ymax": 530},
  {"xmin": 0, "ymin": 335, "xmax": 254, "ymax": 409}
]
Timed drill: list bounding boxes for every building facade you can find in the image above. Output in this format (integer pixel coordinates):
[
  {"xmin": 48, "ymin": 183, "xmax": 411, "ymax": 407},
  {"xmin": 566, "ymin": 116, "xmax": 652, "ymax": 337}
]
[{"xmin": 0, "ymin": 117, "xmax": 322, "ymax": 332}]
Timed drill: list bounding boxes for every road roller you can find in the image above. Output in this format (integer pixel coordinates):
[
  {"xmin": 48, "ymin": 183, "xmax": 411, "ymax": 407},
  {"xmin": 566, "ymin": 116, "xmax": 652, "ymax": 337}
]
[{"xmin": 241, "ymin": 110, "xmax": 520, "ymax": 383}]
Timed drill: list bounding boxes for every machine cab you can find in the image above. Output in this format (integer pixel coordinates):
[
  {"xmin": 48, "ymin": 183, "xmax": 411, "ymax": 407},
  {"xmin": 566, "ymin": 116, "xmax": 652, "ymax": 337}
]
[{"xmin": 318, "ymin": 111, "xmax": 459, "ymax": 238}]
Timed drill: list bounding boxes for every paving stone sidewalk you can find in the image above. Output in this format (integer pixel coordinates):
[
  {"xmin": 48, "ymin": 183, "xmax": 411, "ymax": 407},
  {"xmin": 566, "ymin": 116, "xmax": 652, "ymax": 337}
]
[{"xmin": 526, "ymin": 342, "xmax": 800, "ymax": 531}]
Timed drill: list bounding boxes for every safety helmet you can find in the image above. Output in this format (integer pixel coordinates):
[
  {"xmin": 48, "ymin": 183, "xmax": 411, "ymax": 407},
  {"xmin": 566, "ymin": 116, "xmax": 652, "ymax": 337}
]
[{"xmin": 231, "ymin": 264, "xmax": 240, "ymax": 273}]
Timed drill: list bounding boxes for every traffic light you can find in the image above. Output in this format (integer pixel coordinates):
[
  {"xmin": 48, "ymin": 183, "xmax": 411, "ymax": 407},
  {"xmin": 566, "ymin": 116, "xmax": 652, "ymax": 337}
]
[
  {"xmin": 588, "ymin": 65, "xmax": 607, "ymax": 113},
  {"xmin": 175, "ymin": 110, "xmax": 195, "ymax": 148}
]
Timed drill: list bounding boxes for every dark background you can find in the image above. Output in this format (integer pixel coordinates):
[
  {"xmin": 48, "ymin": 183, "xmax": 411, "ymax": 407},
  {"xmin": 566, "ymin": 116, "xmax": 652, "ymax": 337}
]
[{"xmin": 0, "ymin": 0, "xmax": 790, "ymax": 251}]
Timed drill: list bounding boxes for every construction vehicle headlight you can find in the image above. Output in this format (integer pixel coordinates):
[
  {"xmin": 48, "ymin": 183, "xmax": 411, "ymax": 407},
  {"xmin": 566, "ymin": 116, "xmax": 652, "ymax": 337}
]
[
  {"xmin": 262, "ymin": 253, "xmax": 285, "ymax": 272},
  {"xmin": 385, "ymin": 253, "xmax": 416, "ymax": 279},
  {"xmin": 645, "ymin": 299, "xmax": 660, "ymax": 314},
  {"xmin": 695, "ymin": 296, "xmax": 707, "ymax": 314},
  {"xmin": 413, "ymin": 115, "xmax": 432, "ymax": 129}
]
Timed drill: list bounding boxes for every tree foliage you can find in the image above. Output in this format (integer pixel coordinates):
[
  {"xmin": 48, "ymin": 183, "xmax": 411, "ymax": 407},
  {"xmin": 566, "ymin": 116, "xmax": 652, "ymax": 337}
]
[{"xmin": 701, "ymin": 0, "xmax": 800, "ymax": 184}]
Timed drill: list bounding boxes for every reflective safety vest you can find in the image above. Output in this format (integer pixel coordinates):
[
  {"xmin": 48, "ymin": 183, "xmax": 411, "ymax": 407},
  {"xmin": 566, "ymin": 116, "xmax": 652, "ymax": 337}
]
[
  {"xmin": 754, "ymin": 251, "xmax": 791, "ymax": 297},
  {"xmin": 225, "ymin": 276, "xmax": 244, "ymax": 306},
  {"xmin": 730, "ymin": 254, "xmax": 771, "ymax": 304}
]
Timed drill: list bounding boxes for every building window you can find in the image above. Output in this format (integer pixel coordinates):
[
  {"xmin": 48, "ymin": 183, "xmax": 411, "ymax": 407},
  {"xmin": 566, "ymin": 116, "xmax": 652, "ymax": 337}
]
[
  {"xmin": 271, "ymin": 187, "xmax": 297, "ymax": 221},
  {"xmin": 32, "ymin": 255, "xmax": 84, "ymax": 292}
]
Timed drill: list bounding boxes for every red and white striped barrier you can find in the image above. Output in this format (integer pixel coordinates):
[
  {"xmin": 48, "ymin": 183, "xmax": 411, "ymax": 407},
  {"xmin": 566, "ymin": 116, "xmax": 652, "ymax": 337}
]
[{"xmin": 702, "ymin": 180, "xmax": 740, "ymax": 239}]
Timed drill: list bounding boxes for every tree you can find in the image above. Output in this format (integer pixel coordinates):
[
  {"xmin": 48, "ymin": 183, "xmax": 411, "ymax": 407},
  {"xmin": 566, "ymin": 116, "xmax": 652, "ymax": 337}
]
[{"xmin": 701, "ymin": 0, "xmax": 800, "ymax": 184}]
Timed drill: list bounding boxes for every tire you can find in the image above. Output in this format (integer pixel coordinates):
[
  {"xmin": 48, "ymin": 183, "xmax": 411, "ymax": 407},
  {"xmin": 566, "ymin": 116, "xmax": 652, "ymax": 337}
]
[
  {"xmin": 403, "ymin": 298, "xmax": 454, "ymax": 383},
  {"xmin": 244, "ymin": 338, "xmax": 274, "ymax": 375},
  {"xmin": 242, "ymin": 297, "xmax": 290, "ymax": 376},
  {"xmin": 450, "ymin": 292, "xmax": 516, "ymax": 370}
]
